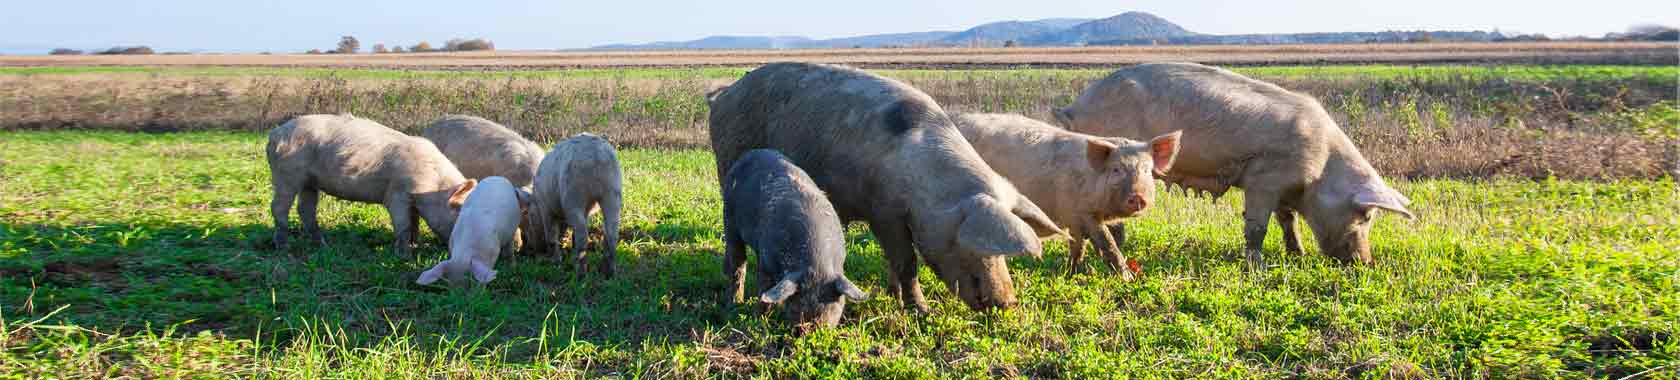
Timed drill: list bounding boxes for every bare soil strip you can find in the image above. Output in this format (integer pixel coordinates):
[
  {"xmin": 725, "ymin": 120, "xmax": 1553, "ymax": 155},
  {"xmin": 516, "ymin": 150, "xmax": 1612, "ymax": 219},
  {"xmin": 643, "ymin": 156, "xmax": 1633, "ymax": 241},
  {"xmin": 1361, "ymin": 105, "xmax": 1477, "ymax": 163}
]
[{"xmin": 3, "ymin": 42, "xmax": 1674, "ymax": 69}]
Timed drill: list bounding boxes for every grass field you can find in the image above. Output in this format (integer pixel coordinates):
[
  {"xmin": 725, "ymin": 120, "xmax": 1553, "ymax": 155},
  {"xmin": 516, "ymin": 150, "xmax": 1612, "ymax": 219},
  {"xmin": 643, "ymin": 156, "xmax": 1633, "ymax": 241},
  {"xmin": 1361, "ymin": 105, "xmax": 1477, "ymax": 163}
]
[
  {"xmin": 2, "ymin": 42, "xmax": 1676, "ymax": 69},
  {"xmin": 4, "ymin": 64, "xmax": 1676, "ymax": 180},
  {"xmin": 1, "ymin": 131, "xmax": 1675, "ymax": 379}
]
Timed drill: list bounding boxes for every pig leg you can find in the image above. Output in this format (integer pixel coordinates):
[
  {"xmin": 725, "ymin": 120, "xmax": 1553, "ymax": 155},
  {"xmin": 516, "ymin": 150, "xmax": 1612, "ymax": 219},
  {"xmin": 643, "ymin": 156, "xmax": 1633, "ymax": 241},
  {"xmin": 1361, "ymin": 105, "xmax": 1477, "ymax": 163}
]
[
  {"xmin": 870, "ymin": 220, "xmax": 930, "ymax": 314},
  {"xmin": 1086, "ymin": 218, "xmax": 1135, "ymax": 282},
  {"xmin": 1106, "ymin": 223, "xmax": 1127, "ymax": 249},
  {"xmin": 543, "ymin": 206, "xmax": 565, "ymax": 262},
  {"xmin": 565, "ymin": 204, "xmax": 591, "ymax": 278},
  {"xmin": 298, "ymin": 187, "xmax": 326, "ymax": 246},
  {"xmin": 1066, "ymin": 229, "xmax": 1088, "ymax": 276},
  {"xmin": 385, "ymin": 197, "xmax": 417, "ymax": 258},
  {"xmin": 270, "ymin": 183, "xmax": 297, "ymax": 250},
  {"xmin": 498, "ymin": 239, "xmax": 515, "ymax": 267},
  {"xmin": 1241, "ymin": 192, "xmax": 1279, "ymax": 270},
  {"xmin": 404, "ymin": 207, "xmax": 420, "ymax": 248},
  {"xmin": 599, "ymin": 194, "xmax": 622, "ymax": 277},
  {"xmin": 721, "ymin": 228, "xmax": 748, "ymax": 309},
  {"xmin": 1275, "ymin": 209, "xmax": 1304, "ymax": 255}
]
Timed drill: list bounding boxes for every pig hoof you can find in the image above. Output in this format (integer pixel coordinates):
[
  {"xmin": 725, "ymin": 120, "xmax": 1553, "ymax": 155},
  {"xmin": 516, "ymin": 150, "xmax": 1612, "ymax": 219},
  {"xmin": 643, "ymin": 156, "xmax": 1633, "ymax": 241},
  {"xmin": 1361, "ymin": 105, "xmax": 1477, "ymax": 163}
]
[
  {"xmin": 905, "ymin": 301, "xmax": 932, "ymax": 315},
  {"xmin": 1244, "ymin": 250, "xmax": 1268, "ymax": 271}
]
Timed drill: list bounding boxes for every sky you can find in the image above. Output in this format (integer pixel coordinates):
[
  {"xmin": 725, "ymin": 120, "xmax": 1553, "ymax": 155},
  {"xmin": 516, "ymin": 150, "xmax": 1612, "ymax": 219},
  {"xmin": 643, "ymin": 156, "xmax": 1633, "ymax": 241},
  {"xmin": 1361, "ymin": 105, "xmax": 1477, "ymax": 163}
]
[{"xmin": 2, "ymin": 0, "xmax": 1676, "ymax": 53}]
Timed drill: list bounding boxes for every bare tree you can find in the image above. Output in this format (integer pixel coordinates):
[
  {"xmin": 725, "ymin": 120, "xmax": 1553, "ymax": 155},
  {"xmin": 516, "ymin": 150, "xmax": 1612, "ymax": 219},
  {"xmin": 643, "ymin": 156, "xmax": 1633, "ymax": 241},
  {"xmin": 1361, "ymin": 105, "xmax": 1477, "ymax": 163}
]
[
  {"xmin": 410, "ymin": 41, "xmax": 432, "ymax": 52},
  {"xmin": 372, "ymin": 43, "xmax": 388, "ymax": 54},
  {"xmin": 337, "ymin": 36, "xmax": 361, "ymax": 54}
]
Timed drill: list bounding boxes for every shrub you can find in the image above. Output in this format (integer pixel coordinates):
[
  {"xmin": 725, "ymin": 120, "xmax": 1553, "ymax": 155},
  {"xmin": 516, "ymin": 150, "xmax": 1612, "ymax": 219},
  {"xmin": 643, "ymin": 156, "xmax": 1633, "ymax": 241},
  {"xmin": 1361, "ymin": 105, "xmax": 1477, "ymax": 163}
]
[
  {"xmin": 306, "ymin": 49, "xmax": 323, "ymax": 54},
  {"xmin": 95, "ymin": 46, "xmax": 154, "ymax": 55},
  {"xmin": 444, "ymin": 38, "xmax": 494, "ymax": 52},
  {"xmin": 391, "ymin": 46, "xmax": 406, "ymax": 53},
  {"xmin": 410, "ymin": 41, "xmax": 433, "ymax": 52},
  {"xmin": 372, "ymin": 44, "xmax": 388, "ymax": 54},
  {"xmin": 49, "ymin": 48, "xmax": 84, "ymax": 55}
]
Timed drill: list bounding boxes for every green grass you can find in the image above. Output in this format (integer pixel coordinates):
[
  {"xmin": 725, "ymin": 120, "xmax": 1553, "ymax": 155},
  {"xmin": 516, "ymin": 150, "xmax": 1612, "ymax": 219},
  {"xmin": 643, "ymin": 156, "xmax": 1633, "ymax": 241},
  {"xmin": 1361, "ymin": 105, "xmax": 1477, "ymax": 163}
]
[
  {"xmin": 2, "ymin": 65, "xmax": 1675, "ymax": 82},
  {"xmin": 1, "ymin": 131, "xmax": 1676, "ymax": 379}
]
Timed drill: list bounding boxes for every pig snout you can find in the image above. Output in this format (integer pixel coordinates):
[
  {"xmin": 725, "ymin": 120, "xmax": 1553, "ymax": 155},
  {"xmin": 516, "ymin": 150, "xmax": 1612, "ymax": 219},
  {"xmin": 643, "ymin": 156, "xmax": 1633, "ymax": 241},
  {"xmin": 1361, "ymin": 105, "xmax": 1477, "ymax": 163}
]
[{"xmin": 1125, "ymin": 193, "xmax": 1150, "ymax": 214}]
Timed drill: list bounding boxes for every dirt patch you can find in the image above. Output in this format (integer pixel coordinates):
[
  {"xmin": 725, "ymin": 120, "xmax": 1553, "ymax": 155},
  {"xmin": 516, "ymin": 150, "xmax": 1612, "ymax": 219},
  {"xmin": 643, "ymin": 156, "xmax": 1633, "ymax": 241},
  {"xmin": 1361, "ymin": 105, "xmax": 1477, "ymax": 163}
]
[
  {"xmin": 1583, "ymin": 330, "xmax": 1670, "ymax": 356},
  {"xmin": 35, "ymin": 257, "xmax": 129, "ymax": 292},
  {"xmin": 701, "ymin": 346, "xmax": 758, "ymax": 375}
]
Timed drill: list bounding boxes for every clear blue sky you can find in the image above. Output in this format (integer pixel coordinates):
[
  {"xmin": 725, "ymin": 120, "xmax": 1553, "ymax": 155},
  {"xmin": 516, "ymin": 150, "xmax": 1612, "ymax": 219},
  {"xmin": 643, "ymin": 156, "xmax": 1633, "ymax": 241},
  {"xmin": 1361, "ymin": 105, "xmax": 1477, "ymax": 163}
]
[{"xmin": 2, "ymin": 0, "xmax": 1675, "ymax": 52}]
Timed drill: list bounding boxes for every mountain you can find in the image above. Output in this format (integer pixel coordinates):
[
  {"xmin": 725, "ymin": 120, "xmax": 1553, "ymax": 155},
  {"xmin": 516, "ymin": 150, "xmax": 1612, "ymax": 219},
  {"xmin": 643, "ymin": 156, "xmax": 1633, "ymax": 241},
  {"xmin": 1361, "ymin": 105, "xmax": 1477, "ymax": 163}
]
[
  {"xmin": 938, "ymin": 18, "xmax": 1095, "ymax": 46},
  {"xmin": 1025, "ymin": 12, "xmax": 1195, "ymax": 46},
  {"xmin": 589, "ymin": 11, "xmax": 1504, "ymax": 50},
  {"xmin": 807, "ymin": 31, "xmax": 958, "ymax": 48},
  {"xmin": 1091, "ymin": 30, "xmax": 1506, "ymax": 46}
]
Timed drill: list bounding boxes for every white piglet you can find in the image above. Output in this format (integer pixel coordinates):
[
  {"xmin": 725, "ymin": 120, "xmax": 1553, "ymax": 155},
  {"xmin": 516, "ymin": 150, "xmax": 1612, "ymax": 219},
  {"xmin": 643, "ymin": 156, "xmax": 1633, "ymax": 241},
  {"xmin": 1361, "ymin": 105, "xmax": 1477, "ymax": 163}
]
[{"xmin": 417, "ymin": 176, "xmax": 529, "ymax": 286}]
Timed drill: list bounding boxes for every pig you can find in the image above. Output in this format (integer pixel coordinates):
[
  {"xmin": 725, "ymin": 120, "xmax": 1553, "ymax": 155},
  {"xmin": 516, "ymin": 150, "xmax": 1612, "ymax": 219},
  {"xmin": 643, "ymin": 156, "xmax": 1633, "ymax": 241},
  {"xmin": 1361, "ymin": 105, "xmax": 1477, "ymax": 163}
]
[
  {"xmin": 421, "ymin": 115, "xmax": 547, "ymax": 254},
  {"xmin": 708, "ymin": 62, "xmax": 1061, "ymax": 312},
  {"xmin": 266, "ymin": 114, "xmax": 477, "ymax": 256},
  {"xmin": 421, "ymin": 115, "xmax": 545, "ymax": 188},
  {"xmin": 416, "ymin": 176, "xmax": 529, "ymax": 286},
  {"xmin": 721, "ymin": 149, "xmax": 868, "ymax": 328},
  {"xmin": 530, "ymin": 133, "xmax": 623, "ymax": 277},
  {"xmin": 1053, "ymin": 62, "xmax": 1414, "ymax": 266},
  {"xmin": 953, "ymin": 113, "xmax": 1180, "ymax": 279}
]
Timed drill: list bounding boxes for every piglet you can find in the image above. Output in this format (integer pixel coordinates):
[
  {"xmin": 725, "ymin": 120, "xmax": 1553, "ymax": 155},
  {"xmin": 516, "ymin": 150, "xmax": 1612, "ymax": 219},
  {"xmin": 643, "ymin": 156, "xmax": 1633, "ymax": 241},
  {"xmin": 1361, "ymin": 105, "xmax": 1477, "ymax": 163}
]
[
  {"xmin": 722, "ymin": 149, "xmax": 868, "ymax": 328},
  {"xmin": 417, "ymin": 176, "xmax": 528, "ymax": 286}
]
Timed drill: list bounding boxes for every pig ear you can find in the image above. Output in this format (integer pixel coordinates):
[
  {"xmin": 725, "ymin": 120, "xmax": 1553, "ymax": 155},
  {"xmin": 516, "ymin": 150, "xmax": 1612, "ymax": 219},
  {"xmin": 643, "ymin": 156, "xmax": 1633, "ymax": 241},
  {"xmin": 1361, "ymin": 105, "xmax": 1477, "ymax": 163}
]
[
  {"xmin": 416, "ymin": 262, "xmax": 447, "ymax": 285},
  {"xmin": 448, "ymin": 179, "xmax": 478, "ymax": 210},
  {"xmin": 514, "ymin": 188, "xmax": 533, "ymax": 211},
  {"xmin": 956, "ymin": 195, "xmax": 1045, "ymax": 258},
  {"xmin": 1148, "ymin": 131, "xmax": 1182, "ymax": 176},
  {"xmin": 1353, "ymin": 184, "xmax": 1414, "ymax": 220},
  {"xmin": 1085, "ymin": 139, "xmax": 1118, "ymax": 171},
  {"xmin": 1013, "ymin": 197, "xmax": 1064, "ymax": 241},
  {"xmin": 836, "ymin": 278, "xmax": 868, "ymax": 301},
  {"xmin": 469, "ymin": 260, "xmax": 497, "ymax": 284},
  {"xmin": 758, "ymin": 274, "xmax": 800, "ymax": 304},
  {"xmin": 1052, "ymin": 107, "xmax": 1075, "ymax": 127}
]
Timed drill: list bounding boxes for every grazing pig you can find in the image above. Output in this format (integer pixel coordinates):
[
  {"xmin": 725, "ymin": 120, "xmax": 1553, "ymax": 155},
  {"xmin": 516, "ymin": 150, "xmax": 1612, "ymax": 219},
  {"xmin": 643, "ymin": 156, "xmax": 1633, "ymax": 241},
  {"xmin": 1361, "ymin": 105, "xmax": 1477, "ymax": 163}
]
[
  {"xmin": 1053, "ymin": 62, "xmax": 1414, "ymax": 266},
  {"xmin": 421, "ymin": 115, "xmax": 547, "ymax": 253},
  {"xmin": 266, "ymin": 114, "xmax": 477, "ymax": 256},
  {"xmin": 708, "ymin": 62, "xmax": 1061, "ymax": 312},
  {"xmin": 421, "ymin": 115, "xmax": 546, "ymax": 188},
  {"xmin": 530, "ymin": 133, "xmax": 623, "ymax": 276},
  {"xmin": 953, "ymin": 113, "xmax": 1180, "ymax": 279},
  {"xmin": 722, "ymin": 149, "xmax": 868, "ymax": 328},
  {"xmin": 416, "ymin": 176, "xmax": 529, "ymax": 286}
]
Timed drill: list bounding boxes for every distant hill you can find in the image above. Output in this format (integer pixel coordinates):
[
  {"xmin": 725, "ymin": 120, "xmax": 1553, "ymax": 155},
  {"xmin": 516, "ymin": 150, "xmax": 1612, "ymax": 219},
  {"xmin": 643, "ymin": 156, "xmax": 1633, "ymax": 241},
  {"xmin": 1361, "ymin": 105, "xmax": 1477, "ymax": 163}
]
[
  {"xmin": 810, "ymin": 31, "xmax": 959, "ymax": 48},
  {"xmin": 1093, "ymin": 30, "xmax": 1505, "ymax": 45},
  {"xmin": 589, "ymin": 11, "xmax": 1504, "ymax": 50},
  {"xmin": 1025, "ymin": 12, "xmax": 1196, "ymax": 46},
  {"xmin": 937, "ymin": 18, "xmax": 1095, "ymax": 47}
]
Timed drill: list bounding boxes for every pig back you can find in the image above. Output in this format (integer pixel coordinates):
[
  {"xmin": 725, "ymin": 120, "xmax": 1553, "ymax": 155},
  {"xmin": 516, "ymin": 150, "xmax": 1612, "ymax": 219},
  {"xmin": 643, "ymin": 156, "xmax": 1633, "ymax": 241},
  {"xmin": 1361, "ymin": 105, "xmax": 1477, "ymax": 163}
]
[
  {"xmin": 1065, "ymin": 63, "xmax": 1320, "ymax": 179},
  {"xmin": 710, "ymin": 63, "xmax": 983, "ymax": 222},
  {"xmin": 423, "ymin": 116, "xmax": 544, "ymax": 187}
]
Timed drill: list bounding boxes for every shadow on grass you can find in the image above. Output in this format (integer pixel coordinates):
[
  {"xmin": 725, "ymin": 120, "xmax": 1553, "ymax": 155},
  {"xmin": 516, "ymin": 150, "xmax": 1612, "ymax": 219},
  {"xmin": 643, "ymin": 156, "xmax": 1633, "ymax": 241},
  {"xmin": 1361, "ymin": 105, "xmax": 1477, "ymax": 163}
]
[{"xmin": 0, "ymin": 219, "xmax": 747, "ymax": 360}]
